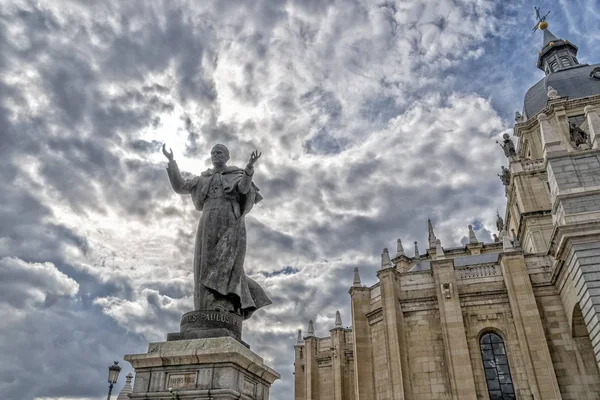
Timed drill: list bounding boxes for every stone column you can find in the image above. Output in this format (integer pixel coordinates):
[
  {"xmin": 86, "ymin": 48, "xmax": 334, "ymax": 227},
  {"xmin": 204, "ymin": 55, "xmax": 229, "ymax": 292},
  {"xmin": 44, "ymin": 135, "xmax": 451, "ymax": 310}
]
[
  {"xmin": 304, "ymin": 335, "xmax": 318, "ymax": 400},
  {"xmin": 349, "ymin": 285, "xmax": 375, "ymax": 400},
  {"xmin": 431, "ymin": 258, "xmax": 477, "ymax": 400},
  {"xmin": 330, "ymin": 327, "xmax": 344, "ymax": 400},
  {"xmin": 294, "ymin": 340, "xmax": 306, "ymax": 400},
  {"xmin": 500, "ymin": 252, "xmax": 561, "ymax": 399},
  {"xmin": 377, "ymin": 267, "xmax": 412, "ymax": 400},
  {"xmin": 124, "ymin": 337, "xmax": 280, "ymax": 400}
]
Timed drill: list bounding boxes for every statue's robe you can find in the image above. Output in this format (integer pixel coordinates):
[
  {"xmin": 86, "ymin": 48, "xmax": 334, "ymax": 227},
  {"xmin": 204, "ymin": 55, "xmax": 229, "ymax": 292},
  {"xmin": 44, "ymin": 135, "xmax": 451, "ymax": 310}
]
[{"xmin": 167, "ymin": 160, "xmax": 271, "ymax": 319}]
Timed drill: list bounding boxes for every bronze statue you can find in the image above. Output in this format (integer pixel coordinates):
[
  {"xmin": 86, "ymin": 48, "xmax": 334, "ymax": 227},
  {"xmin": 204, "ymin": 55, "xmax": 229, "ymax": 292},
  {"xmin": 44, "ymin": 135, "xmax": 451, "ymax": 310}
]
[{"xmin": 162, "ymin": 144, "xmax": 271, "ymax": 341}]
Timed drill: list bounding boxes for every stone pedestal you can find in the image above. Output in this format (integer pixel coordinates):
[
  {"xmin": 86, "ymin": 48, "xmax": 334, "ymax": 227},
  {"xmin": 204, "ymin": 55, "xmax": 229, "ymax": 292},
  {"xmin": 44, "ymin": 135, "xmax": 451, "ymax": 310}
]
[{"xmin": 124, "ymin": 337, "xmax": 280, "ymax": 400}]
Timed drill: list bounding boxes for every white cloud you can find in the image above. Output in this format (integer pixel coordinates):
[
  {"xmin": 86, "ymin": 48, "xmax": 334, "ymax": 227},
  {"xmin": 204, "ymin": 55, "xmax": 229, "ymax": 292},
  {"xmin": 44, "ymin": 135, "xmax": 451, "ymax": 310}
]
[{"xmin": 0, "ymin": 257, "xmax": 79, "ymax": 310}]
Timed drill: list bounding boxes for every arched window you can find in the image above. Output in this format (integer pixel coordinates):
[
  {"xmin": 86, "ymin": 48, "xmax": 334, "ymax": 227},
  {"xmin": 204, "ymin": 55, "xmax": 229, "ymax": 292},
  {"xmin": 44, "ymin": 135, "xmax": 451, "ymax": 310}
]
[{"xmin": 480, "ymin": 333, "xmax": 515, "ymax": 400}]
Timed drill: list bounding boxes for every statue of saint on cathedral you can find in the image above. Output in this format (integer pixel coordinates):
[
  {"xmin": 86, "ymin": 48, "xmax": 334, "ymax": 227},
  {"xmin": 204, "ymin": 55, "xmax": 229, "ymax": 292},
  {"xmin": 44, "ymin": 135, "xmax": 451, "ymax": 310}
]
[
  {"xmin": 162, "ymin": 144, "xmax": 272, "ymax": 341},
  {"xmin": 569, "ymin": 122, "xmax": 588, "ymax": 148},
  {"xmin": 497, "ymin": 133, "xmax": 517, "ymax": 158},
  {"xmin": 498, "ymin": 166, "xmax": 511, "ymax": 186}
]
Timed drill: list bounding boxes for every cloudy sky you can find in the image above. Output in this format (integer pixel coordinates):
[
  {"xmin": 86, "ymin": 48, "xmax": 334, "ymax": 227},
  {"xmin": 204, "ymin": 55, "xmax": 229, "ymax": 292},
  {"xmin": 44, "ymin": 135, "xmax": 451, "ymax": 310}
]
[{"xmin": 1, "ymin": 0, "xmax": 599, "ymax": 399}]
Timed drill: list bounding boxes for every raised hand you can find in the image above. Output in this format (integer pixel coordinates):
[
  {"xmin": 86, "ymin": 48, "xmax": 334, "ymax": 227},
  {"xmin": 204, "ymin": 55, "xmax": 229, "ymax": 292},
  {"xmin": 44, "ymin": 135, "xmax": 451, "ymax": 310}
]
[
  {"xmin": 247, "ymin": 150, "xmax": 262, "ymax": 168},
  {"xmin": 162, "ymin": 144, "xmax": 174, "ymax": 161}
]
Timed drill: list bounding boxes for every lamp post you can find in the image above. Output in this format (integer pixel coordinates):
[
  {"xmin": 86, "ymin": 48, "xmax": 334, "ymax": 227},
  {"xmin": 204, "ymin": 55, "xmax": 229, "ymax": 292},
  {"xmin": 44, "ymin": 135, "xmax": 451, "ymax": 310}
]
[{"xmin": 107, "ymin": 361, "xmax": 122, "ymax": 400}]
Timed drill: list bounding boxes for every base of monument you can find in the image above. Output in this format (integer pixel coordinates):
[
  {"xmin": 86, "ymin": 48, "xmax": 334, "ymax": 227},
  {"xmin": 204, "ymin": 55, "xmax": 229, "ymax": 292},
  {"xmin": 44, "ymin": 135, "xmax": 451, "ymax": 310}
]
[
  {"xmin": 167, "ymin": 328, "xmax": 250, "ymax": 348},
  {"xmin": 167, "ymin": 310, "xmax": 247, "ymax": 346},
  {"xmin": 124, "ymin": 337, "xmax": 280, "ymax": 400}
]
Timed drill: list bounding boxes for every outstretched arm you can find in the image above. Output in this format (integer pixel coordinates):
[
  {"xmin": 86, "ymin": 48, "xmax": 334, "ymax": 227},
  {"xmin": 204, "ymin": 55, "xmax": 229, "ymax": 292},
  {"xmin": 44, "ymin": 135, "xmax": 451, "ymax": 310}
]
[
  {"xmin": 238, "ymin": 150, "xmax": 261, "ymax": 194},
  {"xmin": 163, "ymin": 144, "xmax": 195, "ymax": 194}
]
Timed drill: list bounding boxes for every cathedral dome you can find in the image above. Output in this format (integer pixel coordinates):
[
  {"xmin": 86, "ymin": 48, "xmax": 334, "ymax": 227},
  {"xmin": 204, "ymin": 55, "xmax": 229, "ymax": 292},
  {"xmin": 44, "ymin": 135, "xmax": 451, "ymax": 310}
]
[
  {"xmin": 523, "ymin": 24, "xmax": 600, "ymax": 118},
  {"xmin": 524, "ymin": 63, "xmax": 600, "ymax": 118}
]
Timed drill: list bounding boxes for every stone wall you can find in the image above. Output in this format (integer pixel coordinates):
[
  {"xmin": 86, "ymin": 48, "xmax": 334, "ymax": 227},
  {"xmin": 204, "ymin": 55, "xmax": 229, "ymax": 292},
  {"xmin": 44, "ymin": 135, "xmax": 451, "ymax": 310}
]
[
  {"xmin": 404, "ymin": 309, "xmax": 449, "ymax": 399},
  {"xmin": 536, "ymin": 288, "xmax": 600, "ymax": 399}
]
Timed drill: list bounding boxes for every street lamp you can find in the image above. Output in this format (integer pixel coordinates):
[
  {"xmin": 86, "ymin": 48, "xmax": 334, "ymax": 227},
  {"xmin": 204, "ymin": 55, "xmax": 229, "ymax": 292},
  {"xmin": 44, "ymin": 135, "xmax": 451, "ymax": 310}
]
[{"xmin": 107, "ymin": 361, "xmax": 122, "ymax": 400}]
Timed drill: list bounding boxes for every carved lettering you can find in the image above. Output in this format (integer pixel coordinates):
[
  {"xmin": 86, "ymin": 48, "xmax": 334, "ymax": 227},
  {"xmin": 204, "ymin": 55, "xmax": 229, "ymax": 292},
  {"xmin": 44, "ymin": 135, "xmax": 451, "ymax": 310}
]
[{"xmin": 167, "ymin": 373, "xmax": 197, "ymax": 389}]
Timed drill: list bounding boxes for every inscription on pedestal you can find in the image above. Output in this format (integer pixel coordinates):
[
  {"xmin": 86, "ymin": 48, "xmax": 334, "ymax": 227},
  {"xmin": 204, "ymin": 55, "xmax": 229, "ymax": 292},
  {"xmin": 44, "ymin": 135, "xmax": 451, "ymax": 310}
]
[
  {"xmin": 183, "ymin": 310, "xmax": 242, "ymax": 327},
  {"xmin": 179, "ymin": 310, "xmax": 243, "ymax": 340},
  {"xmin": 167, "ymin": 372, "xmax": 197, "ymax": 389}
]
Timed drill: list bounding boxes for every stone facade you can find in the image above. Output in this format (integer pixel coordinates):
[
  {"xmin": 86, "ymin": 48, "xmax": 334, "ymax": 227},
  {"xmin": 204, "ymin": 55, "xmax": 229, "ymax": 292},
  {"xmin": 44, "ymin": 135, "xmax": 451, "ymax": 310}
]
[{"xmin": 294, "ymin": 28, "xmax": 600, "ymax": 400}]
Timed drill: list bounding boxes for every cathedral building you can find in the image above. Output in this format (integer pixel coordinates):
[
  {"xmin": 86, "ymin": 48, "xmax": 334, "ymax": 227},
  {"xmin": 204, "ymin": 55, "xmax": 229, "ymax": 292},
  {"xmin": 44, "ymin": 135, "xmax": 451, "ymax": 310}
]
[{"xmin": 293, "ymin": 21, "xmax": 600, "ymax": 400}]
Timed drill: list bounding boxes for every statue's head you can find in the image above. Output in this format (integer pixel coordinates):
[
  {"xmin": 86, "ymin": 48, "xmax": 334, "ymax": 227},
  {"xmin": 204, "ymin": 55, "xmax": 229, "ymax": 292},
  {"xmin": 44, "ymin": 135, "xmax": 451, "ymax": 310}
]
[
  {"xmin": 211, "ymin": 144, "xmax": 230, "ymax": 168},
  {"xmin": 503, "ymin": 133, "xmax": 510, "ymax": 140}
]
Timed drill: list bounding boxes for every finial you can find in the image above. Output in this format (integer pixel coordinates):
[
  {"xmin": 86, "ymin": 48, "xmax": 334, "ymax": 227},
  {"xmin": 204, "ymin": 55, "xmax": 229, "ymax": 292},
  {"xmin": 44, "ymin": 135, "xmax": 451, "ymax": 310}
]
[
  {"xmin": 396, "ymin": 238, "xmax": 405, "ymax": 257},
  {"xmin": 468, "ymin": 224, "xmax": 479, "ymax": 244},
  {"xmin": 352, "ymin": 267, "xmax": 361, "ymax": 287},
  {"xmin": 381, "ymin": 248, "xmax": 393, "ymax": 269},
  {"xmin": 428, "ymin": 219, "xmax": 437, "ymax": 249},
  {"xmin": 117, "ymin": 372, "xmax": 134, "ymax": 400},
  {"xmin": 296, "ymin": 329, "xmax": 303, "ymax": 344},
  {"xmin": 515, "ymin": 111, "xmax": 523, "ymax": 122},
  {"xmin": 532, "ymin": 7, "xmax": 550, "ymax": 32},
  {"xmin": 307, "ymin": 320, "xmax": 315, "ymax": 336},
  {"xmin": 547, "ymin": 86, "xmax": 559, "ymax": 99},
  {"xmin": 493, "ymin": 233, "xmax": 499, "ymax": 242},
  {"xmin": 335, "ymin": 311, "xmax": 342, "ymax": 328},
  {"xmin": 435, "ymin": 239, "xmax": 444, "ymax": 259},
  {"xmin": 414, "ymin": 241, "xmax": 421, "ymax": 260}
]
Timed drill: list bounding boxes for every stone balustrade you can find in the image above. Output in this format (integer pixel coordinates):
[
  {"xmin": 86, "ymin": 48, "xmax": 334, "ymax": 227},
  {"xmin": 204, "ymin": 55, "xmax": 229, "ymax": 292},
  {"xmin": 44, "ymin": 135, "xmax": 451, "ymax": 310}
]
[{"xmin": 456, "ymin": 264, "xmax": 500, "ymax": 279}]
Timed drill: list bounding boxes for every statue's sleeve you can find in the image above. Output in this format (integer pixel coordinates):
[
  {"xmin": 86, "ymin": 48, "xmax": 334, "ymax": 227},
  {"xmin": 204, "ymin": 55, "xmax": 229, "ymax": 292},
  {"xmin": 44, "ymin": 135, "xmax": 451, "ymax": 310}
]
[
  {"xmin": 166, "ymin": 160, "xmax": 197, "ymax": 194},
  {"xmin": 237, "ymin": 166, "xmax": 254, "ymax": 194}
]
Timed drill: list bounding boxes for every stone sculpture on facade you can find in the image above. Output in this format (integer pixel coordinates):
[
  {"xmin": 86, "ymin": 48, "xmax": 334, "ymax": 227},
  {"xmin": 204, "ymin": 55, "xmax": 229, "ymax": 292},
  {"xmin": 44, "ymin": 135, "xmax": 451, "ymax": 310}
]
[
  {"xmin": 497, "ymin": 133, "xmax": 517, "ymax": 158},
  {"xmin": 515, "ymin": 111, "xmax": 524, "ymax": 122},
  {"xmin": 569, "ymin": 122, "xmax": 589, "ymax": 148},
  {"xmin": 498, "ymin": 166, "xmax": 511, "ymax": 186},
  {"xmin": 547, "ymin": 85, "xmax": 560, "ymax": 99},
  {"xmin": 496, "ymin": 210, "xmax": 504, "ymax": 233},
  {"xmin": 161, "ymin": 144, "xmax": 272, "ymax": 342}
]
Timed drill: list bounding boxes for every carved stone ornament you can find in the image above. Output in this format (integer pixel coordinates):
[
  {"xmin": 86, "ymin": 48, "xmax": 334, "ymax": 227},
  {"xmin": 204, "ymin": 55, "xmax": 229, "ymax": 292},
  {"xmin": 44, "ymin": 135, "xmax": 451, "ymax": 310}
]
[
  {"xmin": 547, "ymin": 86, "xmax": 560, "ymax": 99},
  {"xmin": 498, "ymin": 166, "xmax": 511, "ymax": 186},
  {"xmin": 590, "ymin": 67, "xmax": 600, "ymax": 80}
]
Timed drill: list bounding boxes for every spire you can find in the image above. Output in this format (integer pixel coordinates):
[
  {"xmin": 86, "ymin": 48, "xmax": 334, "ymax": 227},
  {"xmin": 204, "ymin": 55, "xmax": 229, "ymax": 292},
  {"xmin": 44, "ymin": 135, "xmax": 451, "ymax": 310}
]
[
  {"xmin": 535, "ymin": 19, "xmax": 579, "ymax": 74},
  {"xmin": 414, "ymin": 241, "xmax": 421, "ymax": 260},
  {"xmin": 352, "ymin": 267, "xmax": 361, "ymax": 287},
  {"xmin": 396, "ymin": 238, "xmax": 405, "ymax": 257},
  {"xmin": 296, "ymin": 329, "xmax": 303, "ymax": 344},
  {"xmin": 307, "ymin": 320, "xmax": 315, "ymax": 336},
  {"xmin": 116, "ymin": 373, "xmax": 133, "ymax": 400},
  {"xmin": 542, "ymin": 28, "xmax": 559, "ymax": 47},
  {"xmin": 381, "ymin": 248, "xmax": 393, "ymax": 269},
  {"xmin": 335, "ymin": 311, "xmax": 342, "ymax": 328},
  {"xmin": 428, "ymin": 219, "xmax": 437, "ymax": 249},
  {"xmin": 468, "ymin": 224, "xmax": 479, "ymax": 244}
]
